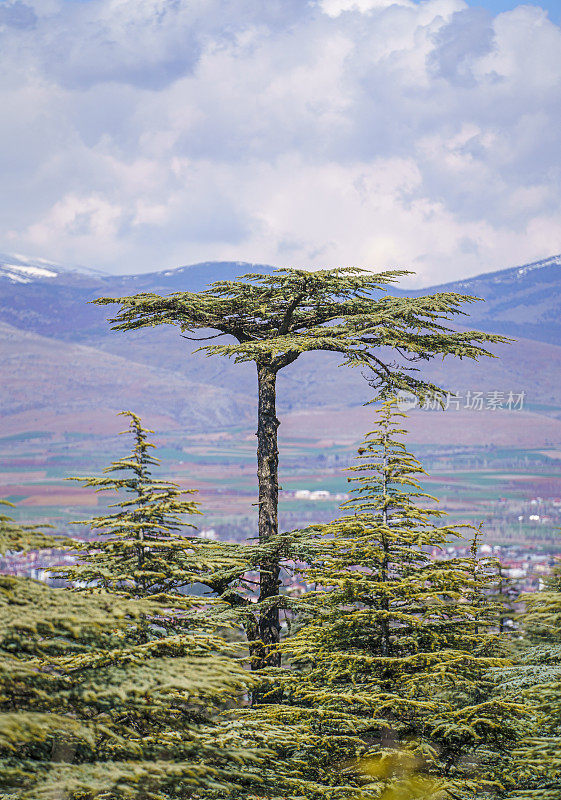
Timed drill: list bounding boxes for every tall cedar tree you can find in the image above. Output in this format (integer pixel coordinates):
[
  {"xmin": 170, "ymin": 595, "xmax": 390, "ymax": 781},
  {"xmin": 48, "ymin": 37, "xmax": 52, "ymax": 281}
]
[
  {"xmin": 0, "ymin": 500, "xmax": 267, "ymax": 800},
  {"xmin": 246, "ymin": 401, "xmax": 521, "ymax": 800},
  {"xmin": 96, "ymin": 267, "xmax": 506, "ymax": 668},
  {"xmin": 501, "ymin": 553, "xmax": 561, "ymax": 799}
]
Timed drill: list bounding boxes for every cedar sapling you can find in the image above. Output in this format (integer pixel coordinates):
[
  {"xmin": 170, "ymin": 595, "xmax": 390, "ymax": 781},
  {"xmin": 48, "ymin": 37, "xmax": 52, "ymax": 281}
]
[
  {"xmin": 60, "ymin": 411, "xmax": 258, "ymax": 645},
  {"xmin": 63, "ymin": 411, "xmax": 205, "ymax": 601}
]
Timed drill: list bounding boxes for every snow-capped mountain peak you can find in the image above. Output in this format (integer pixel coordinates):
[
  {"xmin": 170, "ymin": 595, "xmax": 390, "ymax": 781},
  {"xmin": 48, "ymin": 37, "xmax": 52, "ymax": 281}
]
[
  {"xmin": 0, "ymin": 254, "xmax": 62, "ymax": 284},
  {"xmin": 515, "ymin": 254, "xmax": 561, "ymax": 278},
  {"xmin": 0, "ymin": 252, "xmax": 109, "ymax": 284}
]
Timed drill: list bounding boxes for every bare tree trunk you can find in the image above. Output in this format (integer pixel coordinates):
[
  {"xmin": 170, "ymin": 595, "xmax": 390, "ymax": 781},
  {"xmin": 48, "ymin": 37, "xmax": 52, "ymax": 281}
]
[{"xmin": 255, "ymin": 362, "xmax": 281, "ymax": 671}]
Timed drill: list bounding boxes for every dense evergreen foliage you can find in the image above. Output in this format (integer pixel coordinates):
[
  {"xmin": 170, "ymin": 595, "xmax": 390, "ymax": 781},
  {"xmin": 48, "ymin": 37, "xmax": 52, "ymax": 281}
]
[
  {"xmin": 502, "ymin": 557, "xmax": 561, "ymax": 799},
  {"xmin": 62, "ymin": 411, "xmax": 242, "ymax": 604},
  {"xmin": 3, "ymin": 397, "xmax": 560, "ymax": 798},
  {"xmin": 2, "ymin": 269, "xmax": 560, "ymax": 800},
  {"xmin": 0, "ymin": 504, "xmax": 266, "ymax": 799},
  {"xmin": 244, "ymin": 401, "xmax": 521, "ymax": 799},
  {"xmin": 61, "ymin": 412, "xmax": 268, "ymax": 674},
  {"xmin": 96, "ymin": 266, "xmax": 508, "ymax": 667}
]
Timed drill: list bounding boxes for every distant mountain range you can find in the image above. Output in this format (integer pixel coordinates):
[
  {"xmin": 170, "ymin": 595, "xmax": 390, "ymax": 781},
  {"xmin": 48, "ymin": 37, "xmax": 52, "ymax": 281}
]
[
  {"xmin": 2, "ymin": 252, "xmax": 560, "ymax": 344},
  {"xmin": 408, "ymin": 254, "xmax": 561, "ymax": 346},
  {"xmin": 1, "ymin": 252, "xmax": 561, "ymax": 441},
  {"xmin": 0, "ymin": 255, "xmax": 276, "ymax": 341}
]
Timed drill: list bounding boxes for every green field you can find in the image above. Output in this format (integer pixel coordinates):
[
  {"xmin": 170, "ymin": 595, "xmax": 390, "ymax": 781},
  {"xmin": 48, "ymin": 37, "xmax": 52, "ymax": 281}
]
[{"xmin": 1, "ymin": 426, "xmax": 560, "ymax": 549}]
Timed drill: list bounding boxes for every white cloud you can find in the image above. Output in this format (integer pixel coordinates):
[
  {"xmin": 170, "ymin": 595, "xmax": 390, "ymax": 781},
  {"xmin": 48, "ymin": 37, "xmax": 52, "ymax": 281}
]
[
  {"xmin": 319, "ymin": 0, "xmax": 416, "ymax": 16},
  {"xmin": 0, "ymin": 0, "xmax": 559, "ymax": 283}
]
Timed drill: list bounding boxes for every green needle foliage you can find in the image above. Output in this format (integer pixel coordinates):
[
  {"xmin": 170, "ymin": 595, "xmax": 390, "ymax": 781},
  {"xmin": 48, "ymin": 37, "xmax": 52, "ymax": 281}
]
[
  {"xmin": 61, "ymin": 412, "xmax": 274, "ymax": 695},
  {"xmin": 64, "ymin": 411, "xmax": 203, "ymax": 599},
  {"xmin": 502, "ymin": 555, "xmax": 561, "ymax": 800},
  {"xmin": 0, "ymin": 501, "xmax": 267, "ymax": 800},
  {"xmin": 95, "ymin": 266, "xmax": 508, "ymax": 668},
  {"xmin": 63, "ymin": 411, "xmax": 250, "ymax": 611},
  {"xmin": 248, "ymin": 400, "xmax": 521, "ymax": 799},
  {"xmin": 61, "ymin": 410, "xmax": 261, "ymax": 665},
  {"xmin": 0, "ymin": 578, "xmax": 264, "ymax": 800}
]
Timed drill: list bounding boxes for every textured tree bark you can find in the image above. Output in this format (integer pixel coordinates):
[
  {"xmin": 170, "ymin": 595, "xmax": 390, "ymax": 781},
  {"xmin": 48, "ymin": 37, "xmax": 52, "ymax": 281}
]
[{"xmin": 255, "ymin": 362, "xmax": 282, "ymax": 671}]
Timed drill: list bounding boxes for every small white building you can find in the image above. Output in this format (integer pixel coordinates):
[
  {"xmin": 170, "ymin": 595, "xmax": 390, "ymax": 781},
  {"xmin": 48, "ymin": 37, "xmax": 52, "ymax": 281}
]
[
  {"xmin": 294, "ymin": 489, "xmax": 331, "ymax": 500},
  {"xmin": 310, "ymin": 490, "xmax": 330, "ymax": 500},
  {"xmin": 198, "ymin": 529, "xmax": 217, "ymax": 540}
]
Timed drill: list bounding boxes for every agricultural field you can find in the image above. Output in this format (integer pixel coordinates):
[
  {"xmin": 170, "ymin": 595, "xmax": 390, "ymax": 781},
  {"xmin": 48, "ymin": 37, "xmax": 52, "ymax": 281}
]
[{"xmin": 2, "ymin": 412, "xmax": 560, "ymax": 553}]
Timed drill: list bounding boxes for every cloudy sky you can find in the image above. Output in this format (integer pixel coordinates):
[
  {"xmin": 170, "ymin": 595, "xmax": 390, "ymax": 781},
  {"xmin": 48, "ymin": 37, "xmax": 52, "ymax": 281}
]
[{"xmin": 0, "ymin": 0, "xmax": 560, "ymax": 285}]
